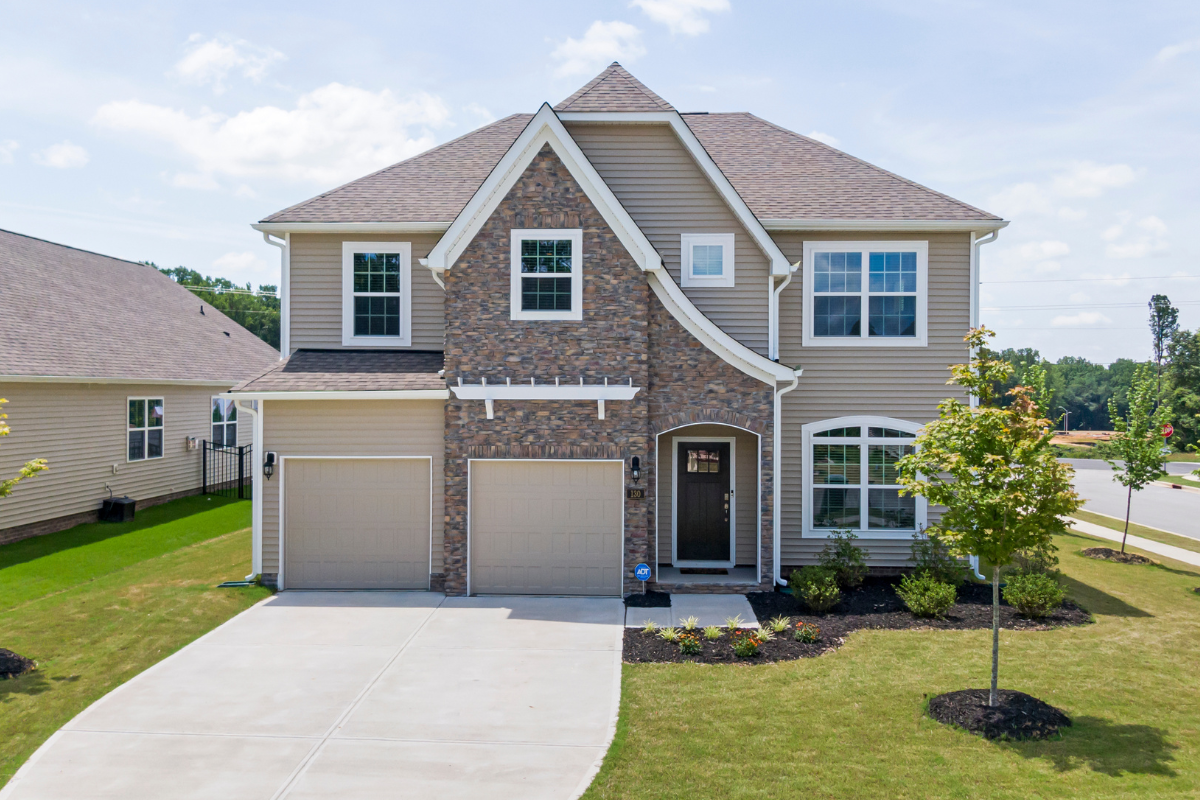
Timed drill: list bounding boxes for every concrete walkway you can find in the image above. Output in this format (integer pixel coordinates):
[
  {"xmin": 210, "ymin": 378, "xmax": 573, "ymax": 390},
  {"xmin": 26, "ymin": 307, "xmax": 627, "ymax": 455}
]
[
  {"xmin": 1067, "ymin": 517, "xmax": 1200, "ymax": 568},
  {"xmin": 2, "ymin": 593, "xmax": 624, "ymax": 800},
  {"xmin": 625, "ymin": 593, "xmax": 758, "ymax": 628}
]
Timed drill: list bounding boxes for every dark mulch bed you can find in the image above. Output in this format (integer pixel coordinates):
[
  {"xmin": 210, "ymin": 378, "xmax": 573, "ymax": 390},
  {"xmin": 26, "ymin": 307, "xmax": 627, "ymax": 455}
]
[
  {"xmin": 623, "ymin": 628, "xmax": 836, "ymax": 664},
  {"xmin": 1081, "ymin": 547, "xmax": 1154, "ymax": 565},
  {"xmin": 0, "ymin": 648, "xmax": 35, "ymax": 679},
  {"xmin": 624, "ymin": 590, "xmax": 671, "ymax": 608},
  {"xmin": 928, "ymin": 689, "xmax": 1071, "ymax": 740}
]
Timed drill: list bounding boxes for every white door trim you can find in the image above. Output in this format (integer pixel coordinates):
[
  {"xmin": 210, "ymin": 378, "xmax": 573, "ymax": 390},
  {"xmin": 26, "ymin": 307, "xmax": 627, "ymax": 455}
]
[
  {"xmin": 671, "ymin": 436, "xmax": 737, "ymax": 569},
  {"xmin": 278, "ymin": 455, "xmax": 435, "ymax": 591}
]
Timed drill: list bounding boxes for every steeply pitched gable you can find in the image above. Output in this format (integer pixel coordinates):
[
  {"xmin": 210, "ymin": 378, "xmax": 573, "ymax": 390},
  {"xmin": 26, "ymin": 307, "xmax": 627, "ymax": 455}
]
[{"xmin": 554, "ymin": 63, "xmax": 674, "ymax": 112}]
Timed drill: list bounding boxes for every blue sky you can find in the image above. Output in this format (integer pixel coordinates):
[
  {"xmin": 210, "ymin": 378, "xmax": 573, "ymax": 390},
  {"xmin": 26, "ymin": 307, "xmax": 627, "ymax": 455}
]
[{"xmin": 2, "ymin": 0, "xmax": 1198, "ymax": 363}]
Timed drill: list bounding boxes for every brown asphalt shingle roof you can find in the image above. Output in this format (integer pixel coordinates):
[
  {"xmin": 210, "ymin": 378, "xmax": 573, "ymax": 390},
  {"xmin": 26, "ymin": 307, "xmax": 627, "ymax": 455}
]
[
  {"xmin": 261, "ymin": 65, "xmax": 999, "ymax": 225},
  {"xmin": 232, "ymin": 350, "xmax": 444, "ymax": 392},
  {"xmin": 0, "ymin": 229, "xmax": 279, "ymax": 383}
]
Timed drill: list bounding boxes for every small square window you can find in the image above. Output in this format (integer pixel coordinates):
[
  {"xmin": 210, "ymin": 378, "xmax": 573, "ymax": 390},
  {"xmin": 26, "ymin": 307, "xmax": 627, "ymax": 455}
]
[{"xmin": 681, "ymin": 234, "xmax": 735, "ymax": 287}]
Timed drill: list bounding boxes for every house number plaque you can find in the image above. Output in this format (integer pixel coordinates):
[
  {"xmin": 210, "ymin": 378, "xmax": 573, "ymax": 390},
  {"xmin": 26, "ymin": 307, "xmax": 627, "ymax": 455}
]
[{"xmin": 627, "ymin": 488, "xmax": 645, "ymax": 499}]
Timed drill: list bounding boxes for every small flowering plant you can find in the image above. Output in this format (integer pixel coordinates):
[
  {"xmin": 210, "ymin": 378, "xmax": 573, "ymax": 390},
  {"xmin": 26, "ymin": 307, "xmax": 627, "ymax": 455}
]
[
  {"xmin": 730, "ymin": 629, "xmax": 763, "ymax": 658},
  {"xmin": 794, "ymin": 621, "xmax": 821, "ymax": 644},
  {"xmin": 678, "ymin": 632, "xmax": 702, "ymax": 656}
]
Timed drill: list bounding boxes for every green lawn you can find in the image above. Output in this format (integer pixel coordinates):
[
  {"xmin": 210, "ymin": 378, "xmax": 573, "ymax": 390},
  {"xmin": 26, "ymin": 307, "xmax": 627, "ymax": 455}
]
[
  {"xmin": 0, "ymin": 497, "xmax": 270, "ymax": 788},
  {"xmin": 585, "ymin": 531, "xmax": 1200, "ymax": 800},
  {"xmin": 1073, "ymin": 508, "xmax": 1200, "ymax": 555}
]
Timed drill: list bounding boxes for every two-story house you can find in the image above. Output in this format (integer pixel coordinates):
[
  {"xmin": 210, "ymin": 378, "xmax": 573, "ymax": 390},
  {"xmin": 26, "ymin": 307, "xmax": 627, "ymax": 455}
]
[{"xmin": 229, "ymin": 64, "xmax": 1006, "ymax": 596}]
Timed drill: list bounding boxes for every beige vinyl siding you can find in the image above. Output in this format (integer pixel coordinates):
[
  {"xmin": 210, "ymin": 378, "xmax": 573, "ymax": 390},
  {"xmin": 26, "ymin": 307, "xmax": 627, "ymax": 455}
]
[
  {"xmin": 261, "ymin": 399, "xmax": 445, "ymax": 577},
  {"xmin": 655, "ymin": 424, "xmax": 760, "ymax": 566},
  {"xmin": 773, "ymin": 231, "xmax": 971, "ymax": 567},
  {"xmin": 566, "ymin": 122, "xmax": 771, "ymax": 355},
  {"xmin": 288, "ymin": 233, "xmax": 444, "ymax": 353},
  {"xmin": 0, "ymin": 381, "xmax": 237, "ymax": 532}
]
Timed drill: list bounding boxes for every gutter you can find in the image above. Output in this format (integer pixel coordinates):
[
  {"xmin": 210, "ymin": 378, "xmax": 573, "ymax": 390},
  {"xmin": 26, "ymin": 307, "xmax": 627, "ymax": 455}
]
[
  {"xmin": 968, "ymin": 229, "xmax": 1000, "ymax": 410},
  {"xmin": 222, "ymin": 389, "xmax": 450, "ymax": 402},
  {"xmin": 234, "ymin": 399, "xmax": 263, "ymax": 580},
  {"xmin": 261, "ymin": 232, "xmax": 290, "ymax": 358},
  {"xmin": 768, "ymin": 263, "xmax": 798, "ymax": 361},
  {"xmin": 773, "ymin": 367, "xmax": 803, "ymax": 586},
  {"xmin": 761, "ymin": 219, "xmax": 1010, "ymax": 233}
]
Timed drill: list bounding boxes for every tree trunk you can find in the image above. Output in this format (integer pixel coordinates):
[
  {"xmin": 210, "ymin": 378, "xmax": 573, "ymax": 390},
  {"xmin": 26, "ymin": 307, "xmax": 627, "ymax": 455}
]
[
  {"xmin": 990, "ymin": 565, "xmax": 1000, "ymax": 707},
  {"xmin": 1122, "ymin": 483, "xmax": 1133, "ymax": 555}
]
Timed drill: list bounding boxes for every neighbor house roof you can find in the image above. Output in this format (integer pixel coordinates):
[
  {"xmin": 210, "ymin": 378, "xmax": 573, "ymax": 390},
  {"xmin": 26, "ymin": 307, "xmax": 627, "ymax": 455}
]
[
  {"xmin": 231, "ymin": 349, "xmax": 444, "ymax": 392},
  {"xmin": 0, "ymin": 229, "xmax": 279, "ymax": 383},
  {"xmin": 260, "ymin": 65, "xmax": 1000, "ymax": 225}
]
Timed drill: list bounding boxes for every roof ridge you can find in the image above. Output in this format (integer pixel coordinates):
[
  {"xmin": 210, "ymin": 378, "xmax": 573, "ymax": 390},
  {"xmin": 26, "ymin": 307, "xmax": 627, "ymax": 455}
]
[
  {"xmin": 0, "ymin": 227, "xmax": 162, "ymax": 271},
  {"xmin": 736, "ymin": 113, "xmax": 1000, "ymax": 220}
]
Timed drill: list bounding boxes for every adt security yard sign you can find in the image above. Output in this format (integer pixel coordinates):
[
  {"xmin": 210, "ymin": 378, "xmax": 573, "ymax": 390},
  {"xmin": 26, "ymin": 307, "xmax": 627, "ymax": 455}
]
[{"xmin": 635, "ymin": 563, "xmax": 651, "ymax": 581}]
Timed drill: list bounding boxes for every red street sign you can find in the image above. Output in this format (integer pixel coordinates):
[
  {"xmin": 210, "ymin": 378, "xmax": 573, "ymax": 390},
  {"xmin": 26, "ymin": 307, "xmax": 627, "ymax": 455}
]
[{"xmin": 1163, "ymin": 423, "xmax": 1174, "ymax": 438}]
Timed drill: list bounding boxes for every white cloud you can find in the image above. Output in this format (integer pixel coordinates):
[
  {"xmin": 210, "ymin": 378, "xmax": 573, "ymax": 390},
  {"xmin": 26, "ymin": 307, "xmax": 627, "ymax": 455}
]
[
  {"xmin": 1156, "ymin": 39, "xmax": 1200, "ymax": 63},
  {"xmin": 987, "ymin": 182, "xmax": 1053, "ymax": 217},
  {"xmin": 92, "ymin": 83, "xmax": 450, "ymax": 186},
  {"xmin": 0, "ymin": 139, "xmax": 17, "ymax": 164},
  {"xmin": 630, "ymin": 0, "xmax": 730, "ymax": 36},
  {"xmin": 1103, "ymin": 214, "xmax": 1168, "ymax": 259},
  {"xmin": 212, "ymin": 251, "xmax": 277, "ymax": 286},
  {"xmin": 1017, "ymin": 240, "xmax": 1070, "ymax": 260},
  {"xmin": 33, "ymin": 141, "xmax": 89, "ymax": 169},
  {"xmin": 1138, "ymin": 215, "xmax": 1168, "ymax": 236},
  {"xmin": 172, "ymin": 34, "xmax": 285, "ymax": 94},
  {"xmin": 551, "ymin": 21, "xmax": 646, "ymax": 78},
  {"xmin": 462, "ymin": 102, "xmax": 495, "ymax": 126},
  {"xmin": 1051, "ymin": 311, "xmax": 1111, "ymax": 327},
  {"xmin": 807, "ymin": 131, "xmax": 840, "ymax": 147},
  {"xmin": 1058, "ymin": 207, "xmax": 1087, "ymax": 221},
  {"xmin": 989, "ymin": 162, "xmax": 1138, "ymax": 220},
  {"xmin": 1051, "ymin": 161, "xmax": 1138, "ymax": 198}
]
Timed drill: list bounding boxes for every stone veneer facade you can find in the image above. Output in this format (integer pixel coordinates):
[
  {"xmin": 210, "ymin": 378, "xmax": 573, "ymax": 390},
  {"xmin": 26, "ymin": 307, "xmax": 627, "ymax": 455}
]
[{"xmin": 441, "ymin": 144, "xmax": 776, "ymax": 596}]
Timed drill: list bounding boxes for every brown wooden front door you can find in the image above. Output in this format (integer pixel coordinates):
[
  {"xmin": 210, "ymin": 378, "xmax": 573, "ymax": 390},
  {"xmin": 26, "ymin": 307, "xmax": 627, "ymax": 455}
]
[{"xmin": 676, "ymin": 441, "xmax": 731, "ymax": 562}]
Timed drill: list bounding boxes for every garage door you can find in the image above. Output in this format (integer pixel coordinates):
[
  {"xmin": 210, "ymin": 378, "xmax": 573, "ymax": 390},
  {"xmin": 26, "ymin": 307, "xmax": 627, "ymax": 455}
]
[
  {"xmin": 284, "ymin": 458, "xmax": 430, "ymax": 589},
  {"xmin": 470, "ymin": 461, "xmax": 623, "ymax": 595}
]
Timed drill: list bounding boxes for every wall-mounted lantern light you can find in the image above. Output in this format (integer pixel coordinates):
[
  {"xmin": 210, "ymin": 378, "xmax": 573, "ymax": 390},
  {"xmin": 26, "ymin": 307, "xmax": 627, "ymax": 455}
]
[
  {"xmin": 263, "ymin": 451, "xmax": 277, "ymax": 480},
  {"xmin": 630, "ymin": 456, "xmax": 641, "ymax": 484}
]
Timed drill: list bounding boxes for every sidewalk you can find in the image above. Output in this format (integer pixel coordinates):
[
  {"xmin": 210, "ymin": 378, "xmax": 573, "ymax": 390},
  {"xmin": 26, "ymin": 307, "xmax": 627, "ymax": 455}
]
[{"xmin": 1067, "ymin": 517, "xmax": 1200, "ymax": 568}]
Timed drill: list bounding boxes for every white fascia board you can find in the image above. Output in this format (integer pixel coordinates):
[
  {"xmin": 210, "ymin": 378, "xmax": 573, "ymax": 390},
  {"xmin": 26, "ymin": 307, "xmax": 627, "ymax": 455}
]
[
  {"xmin": 252, "ymin": 222, "xmax": 451, "ymax": 235},
  {"xmin": 647, "ymin": 271, "xmax": 797, "ymax": 386},
  {"xmin": 451, "ymin": 384, "xmax": 640, "ymax": 401},
  {"xmin": 426, "ymin": 104, "xmax": 661, "ymax": 273},
  {"xmin": 761, "ymin": 219, "xmax": 1010, "ymax": 233},
  {"xmin": 221, "ymin": 389, "xmax": 450, "ymax": 401},
  {"xmin": 560, "ymin": 111, "xmax": 791, "ymax": 277},
  {"xmin": 4, "ymin": 374, "xmax": 237, "ymax": 387}
]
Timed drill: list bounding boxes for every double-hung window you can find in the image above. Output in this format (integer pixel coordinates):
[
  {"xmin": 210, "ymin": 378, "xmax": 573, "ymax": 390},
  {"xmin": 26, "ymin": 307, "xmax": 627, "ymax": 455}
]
[
  {"xmin": 802, "ymin": 241, "xmax": 928, "ymax": 346},
  {"xmin": 211, "ymin": 397, "xmax": 237, "ymax": 447},
  {"xmin": 802, "ymin": 418, "xmax": 926, "ymax": 538},
  {"xmin": 680, "ymin": 233, "xmax": 735, "ymax": 288},
  {"xmin": 128, "ymin": 398, "xmax": 164, "ymax": 462},
  {"xmin": 342, "ymin": 242, "xmax": 412, "ymax": 346},
  {"xmin": 510, "ymin": 229, "xmax": 583, "ymax": 321}
]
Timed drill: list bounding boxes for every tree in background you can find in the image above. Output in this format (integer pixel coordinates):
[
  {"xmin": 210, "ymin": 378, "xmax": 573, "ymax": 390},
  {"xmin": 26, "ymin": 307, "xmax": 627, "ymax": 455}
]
[
  {"xmin": 898, "ymin": 328, "xmax": 1080, "ymax": 707},
  {"xmin": 985, "ymin": 347, "xmax": 1141, "ymax": 431},
  {"xmin": 1105, "ymin": 363, "xmax": 1173, "ymax": 554},
  {"xmin": 0, "ymin": 399, "xmax": 47, "ymax": 499},
  {"xmin": 1166, "ymin": 329, "xmax": 1200, "ymax": 451},
  {"xmin": 1149, "ymin": 294, "xmax": 1179, "ymax": 396},
  {"xmin": 153, "ymin": 265, "xmax": 281, "ymax": 350}
]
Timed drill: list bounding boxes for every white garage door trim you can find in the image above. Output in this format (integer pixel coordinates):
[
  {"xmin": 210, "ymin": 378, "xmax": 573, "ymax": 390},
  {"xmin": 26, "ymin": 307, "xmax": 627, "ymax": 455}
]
[
  {"xmin": 278, "ymin": 455, "xmax": 434, "ymax": 591},
  {"xmin": 467, "ymin": 458, "xmax": 625, "ymax": 596}
]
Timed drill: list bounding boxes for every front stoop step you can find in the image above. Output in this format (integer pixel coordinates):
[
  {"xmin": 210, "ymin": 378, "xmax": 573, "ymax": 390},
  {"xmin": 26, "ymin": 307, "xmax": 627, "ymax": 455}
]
[{"xmin": 649, "ymin": 581, "xmax": 771, "ymax": 595}]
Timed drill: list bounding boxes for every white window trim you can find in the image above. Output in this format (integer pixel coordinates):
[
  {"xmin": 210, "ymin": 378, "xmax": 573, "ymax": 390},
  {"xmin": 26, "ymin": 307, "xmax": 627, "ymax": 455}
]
[
  {"xmin": 801, "ymin": 240, "xmax": 928, "ymax": 347},
  {"xmin": 509, "ymin": 228, "xmax": 583, "ymax": 322},
  {"xmin": 671, "ymin": 436, "xmax": 737, "ymax": 568},
  {"xmin": 341, "ymin": 241, "xmax": 412, "ymax": 347},
  {"xmin": 126, "ymin": 396, "xmax": 165, "ymax": 463},
  {"xmin": 801, "ymin": 416, "xmax": 927, "ymax": 540},
  {"xmin": 680, "ymin": 233, "xmax": 735, "ymax": 288}
]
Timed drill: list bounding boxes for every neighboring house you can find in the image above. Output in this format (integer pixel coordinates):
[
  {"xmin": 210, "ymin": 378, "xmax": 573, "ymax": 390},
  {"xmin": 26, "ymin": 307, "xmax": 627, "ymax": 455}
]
[
  {"xmin": 233, "ymin": 64, "xmax": 1006, "ymax": 595},
  {"xmin": 0, "ymin": 229, "xmax": 279, "ymax": 543}
]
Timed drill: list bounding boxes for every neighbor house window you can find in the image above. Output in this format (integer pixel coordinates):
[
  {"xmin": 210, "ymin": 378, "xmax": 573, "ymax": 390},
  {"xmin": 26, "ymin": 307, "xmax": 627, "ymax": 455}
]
[
  {"xmin": 802, "ymin": 418, "xmax": 926, "ymax": 538},
  {"xmin": 342, "ymin": 241, "xmax": 412, "ymax": 346},
  {"xmin": 211, "ymin": 397, "xmax": 237, "ymax": 447},
  {"xmin": 802, "ymin": 241, "xmax": 928, "ymax": 346},
  {"xmin": 128, "ymin": 398, "xmax": 164, "ymax": 462},
  {"xmin": 680, "ymin": 233, "xmax": 735, "ymax": 288},
  {"xmin": 510, "ymin": 228, "xmax": 583, "ymax": 321}
]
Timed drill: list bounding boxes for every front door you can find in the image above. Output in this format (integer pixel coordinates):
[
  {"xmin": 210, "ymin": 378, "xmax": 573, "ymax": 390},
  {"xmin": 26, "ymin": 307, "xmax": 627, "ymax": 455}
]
[{"xmin": 676, "ymin": 441, "xmax": 731, "ymax": 562}]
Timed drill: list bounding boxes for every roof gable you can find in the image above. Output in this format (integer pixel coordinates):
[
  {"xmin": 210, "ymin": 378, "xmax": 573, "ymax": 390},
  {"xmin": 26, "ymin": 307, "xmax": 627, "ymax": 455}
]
[{"xmin": 554, "ymin": 63, "xmax": 674, "ymax": 112}]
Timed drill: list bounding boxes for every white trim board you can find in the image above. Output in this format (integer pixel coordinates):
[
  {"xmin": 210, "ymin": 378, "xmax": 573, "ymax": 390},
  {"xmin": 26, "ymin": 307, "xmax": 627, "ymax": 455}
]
[
  {"xmin": 670, "ymin": 436, "xmax": 737, "ymax": 569},
  {"xmin": 222, "ymin": 390, "xmax": 449, "ymax": 401},
  {"xmin": 4, "ymin": 375, "xmax": 237, "ymax": 386},
  {"xmin": 762, "ymin": 219, "xmax": 1009, "ymax": 233},
  {"xmin": 253, "ymin": 222, "xmax": 451, "ymax": 235}
]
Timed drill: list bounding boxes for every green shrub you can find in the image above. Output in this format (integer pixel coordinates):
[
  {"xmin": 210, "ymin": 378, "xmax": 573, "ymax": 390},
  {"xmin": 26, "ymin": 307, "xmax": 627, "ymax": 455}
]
[
  {"xmin": 657, "ymin": 627, "xmax": 679, "ymax": 642},
  {"xmin": 730, "ymin": 630, "xmax": 761, "ymax": 658},
  {"xmin": 793, "ymin": 621, "xmax": 820, "ymax": 643},
  {"xmin": 1003, "ymin": 571, "xmax": 1066, "ymax": 618},
  {"xmin": 678, "ymin": 632, "xmax": 702, "ymax": 655},
  {"xmin": 767, "ymin": 615, "xmax": 791, "ymax": 633},
  {"xmin": 789, "ymin": 565, "xmax": 841, "ymax": 612},
  {"xmin": 909, "ymin": 531, "xmax": 969, "ymax": 586},
  {"xmin": 1009, "ymin": 541, "xmax": 1061, "ymax": 577},
  {"xmin": 819, "ymin": 529, "xmax": 868, "ymax": 588},
  {"xmin": 755, "ymin": 625, "xmax": 775, "ymax": 642},
  {"xmin": 895, "ymin": 572, "xmax": 957, "ymax": 618},
  {"xmin": 702, "ymin": 625, "xmax": 722, "ymax": 640},
  {"xmin": 678, "ymin": 615, "xmax": 700, "ymax": 631}
]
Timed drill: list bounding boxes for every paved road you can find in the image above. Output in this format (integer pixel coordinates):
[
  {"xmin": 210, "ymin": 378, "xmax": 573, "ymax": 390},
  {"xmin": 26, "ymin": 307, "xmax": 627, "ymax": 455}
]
[
  {"xmin": 2, "ymin": 592, "xmax": 624, "ymax": 800},
  {"xmin": 1063, "ymin": 459, "xmax": 1200, "ymax": 541}
]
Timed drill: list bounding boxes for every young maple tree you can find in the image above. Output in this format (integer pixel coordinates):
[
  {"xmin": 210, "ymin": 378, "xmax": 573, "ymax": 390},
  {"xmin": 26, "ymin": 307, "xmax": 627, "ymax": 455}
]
[
  {"xmin": 897, "ymin": 328, "xmax": 1080, "ymax": 707},
  {"xmin": 1105, "ymin": 363, "xmax": 1173, "ymax": 554},
  {"xmin": 0, "ymin": 399, "xmax": 47, "ymax": 499}
]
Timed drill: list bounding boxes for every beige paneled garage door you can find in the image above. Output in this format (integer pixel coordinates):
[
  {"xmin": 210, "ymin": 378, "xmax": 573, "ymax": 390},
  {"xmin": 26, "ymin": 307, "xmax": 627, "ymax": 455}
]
[
  {"xmin": 284, "ymin": 458, "xmax": 430, "ymax": 589},
  {"xmin": 470, "ymin": 460, "xmax": 623, "ymax": 595}
]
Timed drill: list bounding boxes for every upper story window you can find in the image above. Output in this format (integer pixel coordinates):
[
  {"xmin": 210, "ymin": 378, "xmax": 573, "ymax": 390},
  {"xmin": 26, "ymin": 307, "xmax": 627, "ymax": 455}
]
[
  {"xmin": 681, "ymin": 233, "xmax": 735, "ymax": 288},
  {"xmin": 342, "ymin": 241, "xmax": 412, "ymax": 346},
  {"xmin": 128, "ymin": 398, "xmax": 164, "ymax": 462},
  {"xmin": 211, "ymin": 397, "xmax": 237, "ymax": 447},
  {"xmin": 802, "ymin": 241, "xmax": 928, "ymax": 347},
  {"xmin": 510, "ymin": 229, "xmax": 583, "ymax": 321}
]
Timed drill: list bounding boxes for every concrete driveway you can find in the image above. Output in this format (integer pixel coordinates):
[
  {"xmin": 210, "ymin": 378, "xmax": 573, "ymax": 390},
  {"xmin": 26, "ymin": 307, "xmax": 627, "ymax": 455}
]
[{"xmin": 2, "ymin": 592, "xmax": 624, "ymax": 800}]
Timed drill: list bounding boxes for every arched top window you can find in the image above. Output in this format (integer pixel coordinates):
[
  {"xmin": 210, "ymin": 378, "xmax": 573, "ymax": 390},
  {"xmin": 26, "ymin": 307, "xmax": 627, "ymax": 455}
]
[{"xmin": 801, "ymin": 417, "xmax": 926, "ymax": 539}]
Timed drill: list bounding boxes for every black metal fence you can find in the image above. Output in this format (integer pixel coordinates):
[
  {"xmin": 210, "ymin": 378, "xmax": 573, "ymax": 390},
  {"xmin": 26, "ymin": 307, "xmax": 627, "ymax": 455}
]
[{"xmin": 202, "ymin": 441, "xmax": 253, "ymax": 499}]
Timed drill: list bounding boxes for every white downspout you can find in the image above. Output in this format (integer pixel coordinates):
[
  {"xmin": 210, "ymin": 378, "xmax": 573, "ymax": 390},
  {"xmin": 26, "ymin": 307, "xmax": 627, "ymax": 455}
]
[
  {"xmin": 967, "ymin": 229, "xmax": 997, "ymax": 581},
  {"xmin": 262, "ymin": 232, "xmax": 289, "ymax": 358},
  {"xmin": 236, "ymin": 399, "xmax": 264, "ymax": 580},
  {"xmin": 418, "ymin": 258, "xmax": 446, "ymax": 291},
  {"xmin": 773, "ymin": 367, "xmax": 802, "ymax": 586},
  {"xmin": 768, "ymin": 266, "xmax": 797, "ymax": 362}
]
